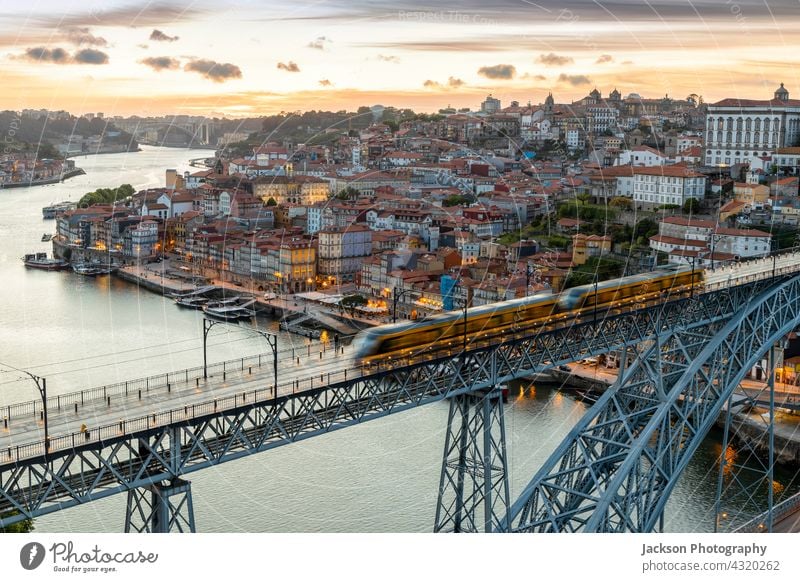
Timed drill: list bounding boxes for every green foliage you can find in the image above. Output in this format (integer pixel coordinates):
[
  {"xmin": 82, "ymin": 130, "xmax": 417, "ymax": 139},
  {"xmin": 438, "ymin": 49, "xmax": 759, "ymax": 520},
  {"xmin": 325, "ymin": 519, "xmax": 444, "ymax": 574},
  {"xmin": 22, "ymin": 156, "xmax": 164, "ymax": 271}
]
[
  {"xmin": 557, "ymin": 201, "xmax": 616, "ymax": 222},
  {"xmin": 682, "ymin": 198, "xmax": 700, "ymax": 214},
  {"xmin": 340, "ymin": 294, "xmax": 367, "ymax": 307},
  {"xmin": 266, "ymin": 197, "xmax": 277, "ymax": 206},
  {"xmin": 78, "ymin": 183, "xmax": 135, "ymax": 208},
  {"xmin": 609, "ymin": 197, "xmax": 633, "ymax": 211},
  {"xmin": 548, "ymin": 235, "xmax": 570, "ymax": 249},
  {"xmin": 442, "ymin": 194, "xmax": 475, "ymax": 207},
  {"xmin": 564, "ymin": 256, "xmax": 625, "ymax": 289},
  {"xmin": 335, "ymin": 187, "xmax": 360, "ymax": 201},
  {"xmin": 1, "ymin": 511, "xmax": 34, "ymax": 533},
  {"xmin": 634, "ymin": 218, "xmax": 659, "ymax": 240}
]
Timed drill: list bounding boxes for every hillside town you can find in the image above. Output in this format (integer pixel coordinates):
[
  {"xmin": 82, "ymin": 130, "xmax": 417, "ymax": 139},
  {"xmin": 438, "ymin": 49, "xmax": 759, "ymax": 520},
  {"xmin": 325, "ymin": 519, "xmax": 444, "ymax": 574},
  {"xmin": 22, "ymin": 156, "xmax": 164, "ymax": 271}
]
[{"xmin": 51, "ymin": 85, "xmax": 800, "ymax": 320}]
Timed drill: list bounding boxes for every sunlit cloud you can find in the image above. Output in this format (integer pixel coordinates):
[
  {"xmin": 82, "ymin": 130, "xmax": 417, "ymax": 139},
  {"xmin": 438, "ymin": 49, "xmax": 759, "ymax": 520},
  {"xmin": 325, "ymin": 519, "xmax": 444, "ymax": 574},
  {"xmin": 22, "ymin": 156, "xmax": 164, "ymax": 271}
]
[
  {"xmin": 478, "ymin": 64, "xmax": 516, "ymax": 80},
  {"xmin": 184, "ymin": 59, "xmax": 242, "ymax": 82}
]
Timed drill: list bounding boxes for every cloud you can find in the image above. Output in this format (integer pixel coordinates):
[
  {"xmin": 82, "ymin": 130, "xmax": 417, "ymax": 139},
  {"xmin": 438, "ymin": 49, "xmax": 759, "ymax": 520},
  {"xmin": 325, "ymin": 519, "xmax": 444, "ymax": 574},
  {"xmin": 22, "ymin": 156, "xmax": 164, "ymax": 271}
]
[
  {"xmin": 536, "ymin": 52, "xmax": 573, "ymax": 66},
  {"xmin": 558, "ymin": 74, "xmax": 591, "ymax": 86},
  {"xmin": 523, "ymin": 73, "xmax": 548, "ymax": 81},
  {"xmin": 277, "ymin": 61, "xmax": 300, "ymax": 72},
  {"xmin": 140, "ymin": 56, "xmax": 180, "ymax": 71},
  {"xmin": 622, "ymin": 60, "xmax": 634, "ymax": 65},
  {"xmin": 17, "ymin": 46, "xmax": 70, "ymax": 63},
  {"xmin": 477, "ymin": 64, "xmax": 516, "ymax": 80},
  {"xmin": 37, "ymin": 3, "xmax": 206, "ymax": 28},
  {"xmin": 377, "ymin": 54, "xmax": 400, "ymax": 63},
  {"xmin": 319, "ymin": 79, "xmax": 332, "ymax": 86},
  {"xmin": 307, "ymin": 36, "xmax": 331, "ymax": 50},
  {"xmin": 64, "ymin": 27, "xmax": 108, "ymax": 47},
  {"xmin": 596, "ymin": 54, "xmax": 614, "ymax": 64},
  {"xmin": 150, "ymin": 29, "xmax": 179, "ymax": 42},
  {"xmin": 448, "ymin": 76, "xmax": 465, "ymax": 88},
  {"xmin": 423, "ymin": 79, "xmax": 441, "ymax": 88},
  {"xmin": 184, "ymin": 59, "xmax": 243, "ymax": 82},
  {"xmin": 74, "ymin": 48, "xmax": 109, "ymax": 64}
]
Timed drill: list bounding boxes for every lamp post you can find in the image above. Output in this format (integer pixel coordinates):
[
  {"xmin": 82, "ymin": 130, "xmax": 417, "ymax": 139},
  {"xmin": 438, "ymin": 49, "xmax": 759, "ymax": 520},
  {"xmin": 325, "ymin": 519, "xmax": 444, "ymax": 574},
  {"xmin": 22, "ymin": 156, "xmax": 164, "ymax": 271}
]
[
  {"xmin": 525, "ymin": 264, "xmax": 533, "ymax": 297},
  {"xmin": 203, "ymin": 318, "xmax": 278, "ymax": 391},
  {"xmin": 7, "ymin": 369, "xmax": 49, "ymax": 457}
]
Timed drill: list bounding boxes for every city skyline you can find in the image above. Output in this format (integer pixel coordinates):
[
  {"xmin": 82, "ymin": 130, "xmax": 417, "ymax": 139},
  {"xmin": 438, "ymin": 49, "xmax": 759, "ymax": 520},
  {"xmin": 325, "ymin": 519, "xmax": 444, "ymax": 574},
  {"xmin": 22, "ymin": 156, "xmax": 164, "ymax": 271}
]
[{"xmin": 1, "ymin": 0, "xmax": 798, "ymax": 117}]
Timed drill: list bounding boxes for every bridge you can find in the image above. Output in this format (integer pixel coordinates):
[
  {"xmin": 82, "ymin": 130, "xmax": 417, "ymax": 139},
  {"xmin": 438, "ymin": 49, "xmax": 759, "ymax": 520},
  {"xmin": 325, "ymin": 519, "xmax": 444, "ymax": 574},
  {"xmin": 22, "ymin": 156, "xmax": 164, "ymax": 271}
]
[{"xmin": 2, "ymin": 251, "xmax": 800, "ymax": 532}]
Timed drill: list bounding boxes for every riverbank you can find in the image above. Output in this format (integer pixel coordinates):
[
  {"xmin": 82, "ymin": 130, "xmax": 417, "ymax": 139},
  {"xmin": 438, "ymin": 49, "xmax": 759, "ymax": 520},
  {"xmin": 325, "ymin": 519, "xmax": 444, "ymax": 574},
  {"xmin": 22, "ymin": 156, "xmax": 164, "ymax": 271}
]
[
  {"xmin": 0, "ymin": 167, "xmax": 85, "ymax": 189},
  {"xmin": 64, "ymin": 146, "xmax": 140, "ymax": 159}
]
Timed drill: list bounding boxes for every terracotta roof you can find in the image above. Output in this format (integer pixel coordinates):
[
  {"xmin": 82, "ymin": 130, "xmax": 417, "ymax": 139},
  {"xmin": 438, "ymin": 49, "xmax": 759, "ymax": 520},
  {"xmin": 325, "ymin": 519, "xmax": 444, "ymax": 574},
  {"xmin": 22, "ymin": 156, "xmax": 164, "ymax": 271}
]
[
  {"xmin": 710, "ymin": 98, "xmax": 800, "ymax": 108},
  {"xmin": 662, "ymin": 216, "xmax": 717, "ymax": 228},
  {"xmin": 650, "ymin": 234, "xmax": 707, "ymax": 248}
]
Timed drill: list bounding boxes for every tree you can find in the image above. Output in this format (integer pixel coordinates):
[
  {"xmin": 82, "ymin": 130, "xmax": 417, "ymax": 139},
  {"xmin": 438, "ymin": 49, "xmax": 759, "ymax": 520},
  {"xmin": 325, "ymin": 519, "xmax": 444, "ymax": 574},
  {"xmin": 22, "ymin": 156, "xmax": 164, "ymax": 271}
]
[
  {"xmin": 335, "ymin": 187, "xmax": 360, "ymax": 201},
  {"xmin": 1, "ymin": 511, "xmax": 34, "ymax": 533},
  {"xmin": 682, "ymin": 198, "xmax": 700, "ymax": 214},
  {"xmin": 265, "ymin": 197, "xmax": 277, "ymax": 206},
  {"xmin": 78, "ymin": 183, "xmax": 135, "ymax": 208},
  {"xmin": 609, "ymin": 197, "xmax": 633, "ymax": 211}
]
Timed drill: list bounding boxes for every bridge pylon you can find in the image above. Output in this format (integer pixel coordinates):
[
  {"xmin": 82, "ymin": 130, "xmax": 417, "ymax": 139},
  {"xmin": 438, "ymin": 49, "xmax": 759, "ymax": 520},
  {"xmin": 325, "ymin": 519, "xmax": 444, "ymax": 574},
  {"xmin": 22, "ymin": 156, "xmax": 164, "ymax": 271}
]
[
  {"xmin": 124, "ymin": 478, "xmax": 196, "ymax": 533},
  {"xmin": 434, "ymin": 386, "xmax": 510, "ymax": 532}
]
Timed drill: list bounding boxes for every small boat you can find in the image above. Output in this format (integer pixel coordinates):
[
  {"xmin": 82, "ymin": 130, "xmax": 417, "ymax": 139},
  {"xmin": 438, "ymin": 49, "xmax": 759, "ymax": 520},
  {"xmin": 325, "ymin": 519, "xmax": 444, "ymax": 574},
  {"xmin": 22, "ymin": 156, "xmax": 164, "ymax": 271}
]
[
  {"xmin": 203, "ymin": 299, "xmax": 257, "ymax": 321},
  {"xmin": 175, "ymin": 296, "xmax": 209, "ymax": 309},
  {"xmin": 72, "ymin": 263, "xmax": 114, "ymax": 276},
  {"xmin": 42, "ymin": 201, "xmax": 75, "ymax": 219},
  {"xmin": 205, "ymin": 296, "xmax": 242, "ymax": 308},
  {"xmin": 41, "ymin": 233, "xmax": 52, "ymax": 242},
  {"xmin": 22, "ymin": 252, "xmax": 69, "ymax": 271}
]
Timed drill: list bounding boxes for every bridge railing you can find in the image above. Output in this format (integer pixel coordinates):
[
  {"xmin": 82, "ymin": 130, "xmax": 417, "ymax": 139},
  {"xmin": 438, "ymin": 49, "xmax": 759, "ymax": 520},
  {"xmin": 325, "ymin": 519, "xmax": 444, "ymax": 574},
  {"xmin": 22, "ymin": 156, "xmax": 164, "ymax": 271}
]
[
  {"xmin": 0, "ymin": 348, "xmax": 467, "ymax": 465},
  {"xmin": 733, "ymin": 491, "xmax": 800, "ymax": 533},
  {"xmin": 1, "ymin": 352, "xmax": 272, "ymax": 423},
  {"xmin": 0, "ymin": 359, "xmax": 383, "ymax": 464}
]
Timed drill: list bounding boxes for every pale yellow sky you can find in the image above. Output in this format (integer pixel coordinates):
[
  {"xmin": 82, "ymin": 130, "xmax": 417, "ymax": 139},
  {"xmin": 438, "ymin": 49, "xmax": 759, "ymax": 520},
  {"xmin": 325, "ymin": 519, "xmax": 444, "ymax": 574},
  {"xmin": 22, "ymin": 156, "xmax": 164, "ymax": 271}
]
[{"xmin": 0, "ymin": 0, "xmax": 798, "ymax": 116}]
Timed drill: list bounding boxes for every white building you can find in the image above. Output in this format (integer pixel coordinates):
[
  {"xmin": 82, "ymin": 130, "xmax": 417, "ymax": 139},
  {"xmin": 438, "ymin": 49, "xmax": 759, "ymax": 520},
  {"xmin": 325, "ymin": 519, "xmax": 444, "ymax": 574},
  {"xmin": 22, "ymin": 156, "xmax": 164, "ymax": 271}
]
[
  {"xmin": 705, "ymin": 84, "xmax": 800, "ymax": 166},
  {"xmin": 632, "ymin": 166, "xmax": 706, "ymax": 208},
  {"xmin": 617, "ymin": 146, "xmax": 669, "ymax": 167}
]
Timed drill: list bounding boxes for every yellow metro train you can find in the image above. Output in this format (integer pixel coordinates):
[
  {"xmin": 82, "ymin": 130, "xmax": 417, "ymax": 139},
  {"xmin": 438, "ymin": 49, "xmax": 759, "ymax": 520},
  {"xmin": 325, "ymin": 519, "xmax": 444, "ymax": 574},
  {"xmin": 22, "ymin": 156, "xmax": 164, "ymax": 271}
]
[{"xmin": 353, "ymin": 265, "xmax": 702, "ymax": 362}]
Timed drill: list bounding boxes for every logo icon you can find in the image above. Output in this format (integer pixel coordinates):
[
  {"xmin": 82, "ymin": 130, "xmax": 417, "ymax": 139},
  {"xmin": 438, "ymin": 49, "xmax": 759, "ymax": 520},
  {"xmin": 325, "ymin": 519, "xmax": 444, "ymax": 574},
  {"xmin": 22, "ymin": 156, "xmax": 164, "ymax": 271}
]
[{"xmin": 20, "ymin": 542, "xmax": 46, "ymax": 570}]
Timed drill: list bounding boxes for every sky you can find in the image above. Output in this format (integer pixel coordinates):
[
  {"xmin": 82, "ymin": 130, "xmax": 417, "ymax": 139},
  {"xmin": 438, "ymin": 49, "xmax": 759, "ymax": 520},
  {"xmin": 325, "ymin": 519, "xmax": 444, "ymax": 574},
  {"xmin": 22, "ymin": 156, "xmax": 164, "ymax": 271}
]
[{"xmin": 0, "ymin": 0, "xmax": 798, "ymax": 117}]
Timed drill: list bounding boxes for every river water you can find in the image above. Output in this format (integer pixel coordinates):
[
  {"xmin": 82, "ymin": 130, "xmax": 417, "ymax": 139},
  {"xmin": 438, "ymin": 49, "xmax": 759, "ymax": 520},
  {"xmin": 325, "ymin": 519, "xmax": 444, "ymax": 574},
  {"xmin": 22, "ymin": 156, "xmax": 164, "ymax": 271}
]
[{"xmin": 0, "ymin": 145, "xmax": 794, "ymax": 532}]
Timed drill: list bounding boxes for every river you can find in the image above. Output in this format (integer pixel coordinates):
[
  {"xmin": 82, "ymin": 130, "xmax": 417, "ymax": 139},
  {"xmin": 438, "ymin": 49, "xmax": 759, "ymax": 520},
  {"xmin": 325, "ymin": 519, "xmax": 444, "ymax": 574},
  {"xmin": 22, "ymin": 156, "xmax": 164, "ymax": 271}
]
[{"xmin": 0, "ymin": 145, "xmax": 793, "ymax": 532}]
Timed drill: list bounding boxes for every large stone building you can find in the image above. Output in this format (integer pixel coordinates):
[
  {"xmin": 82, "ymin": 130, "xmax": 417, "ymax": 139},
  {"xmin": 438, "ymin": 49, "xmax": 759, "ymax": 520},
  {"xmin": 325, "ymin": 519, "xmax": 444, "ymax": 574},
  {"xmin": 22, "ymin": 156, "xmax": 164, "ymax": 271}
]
[
  {"xmin": 253, "ymin": 175, "xmax": 330, "ymax": 205},
  {"xmin": 705, "ymin": 84, "xmax": 800, "ymax": 167}
]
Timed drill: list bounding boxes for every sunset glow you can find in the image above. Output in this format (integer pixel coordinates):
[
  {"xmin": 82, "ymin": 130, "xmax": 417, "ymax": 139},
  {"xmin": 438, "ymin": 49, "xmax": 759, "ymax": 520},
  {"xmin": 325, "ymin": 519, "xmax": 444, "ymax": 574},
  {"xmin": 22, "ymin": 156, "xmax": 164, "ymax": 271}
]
[{"xmin": 1, "ymin": 0, "xmax": 798, "ymax": 116}]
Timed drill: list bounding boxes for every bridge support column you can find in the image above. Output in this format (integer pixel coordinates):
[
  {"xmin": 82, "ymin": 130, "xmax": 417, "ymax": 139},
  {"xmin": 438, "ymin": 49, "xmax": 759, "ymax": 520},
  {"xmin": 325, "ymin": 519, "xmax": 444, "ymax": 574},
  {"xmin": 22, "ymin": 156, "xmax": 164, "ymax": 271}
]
[
  {"xmin": 125, "ymin": 478, "xmax": 196, "ymax": 533},
  {"xmin": 434, "ymin": 386, "xmax": 510, "ymax": 533}
]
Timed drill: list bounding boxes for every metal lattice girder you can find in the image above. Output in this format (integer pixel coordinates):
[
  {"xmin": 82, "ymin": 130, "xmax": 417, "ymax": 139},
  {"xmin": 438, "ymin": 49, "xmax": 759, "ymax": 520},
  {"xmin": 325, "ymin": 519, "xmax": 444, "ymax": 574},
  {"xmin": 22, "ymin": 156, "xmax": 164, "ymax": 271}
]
[
  {"xmin": 0, "ymin": 278, "xmax": 783, "ymax": 530},
  {"xmin": 125, "ymin": 478, "xmax": 196, "ymax": 533},
  {"xmin": 507, "ymin": 274, "xmax": 800, "ymax": 533},
  {"xmin": 434, "ymin": 387, "xmax": 510, "ymax": 533}
]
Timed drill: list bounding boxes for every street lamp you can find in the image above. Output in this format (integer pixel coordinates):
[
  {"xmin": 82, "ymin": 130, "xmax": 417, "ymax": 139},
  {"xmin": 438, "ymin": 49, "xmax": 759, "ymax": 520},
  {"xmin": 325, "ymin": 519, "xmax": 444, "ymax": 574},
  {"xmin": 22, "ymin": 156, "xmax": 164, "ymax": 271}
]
[
  {"xmin": 202, "ymin": 318, "xmax": 278, "ymax": 391},
  {"xmin": 8, "ymin": 368, "xmax": 49, "ymax": 456},
  {"xmin": 525, "ymin": 264, "xmax": 534, "ymax": 297}
]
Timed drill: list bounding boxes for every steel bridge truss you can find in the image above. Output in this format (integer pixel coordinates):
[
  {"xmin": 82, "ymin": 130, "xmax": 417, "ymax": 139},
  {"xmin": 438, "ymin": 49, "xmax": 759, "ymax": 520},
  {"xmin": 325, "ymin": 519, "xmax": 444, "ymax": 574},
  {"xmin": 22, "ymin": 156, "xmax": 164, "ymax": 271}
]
[
  {"xmin": 434, "ymin": 387, "xmax": 510, "ymax": 532},
  {"xmin": 506, "ymin": 274, "xmax": 800, "ymax": 532},
  {"xmin": 0, "ymin": 277, "xmax": 785, "ymax": 531}
]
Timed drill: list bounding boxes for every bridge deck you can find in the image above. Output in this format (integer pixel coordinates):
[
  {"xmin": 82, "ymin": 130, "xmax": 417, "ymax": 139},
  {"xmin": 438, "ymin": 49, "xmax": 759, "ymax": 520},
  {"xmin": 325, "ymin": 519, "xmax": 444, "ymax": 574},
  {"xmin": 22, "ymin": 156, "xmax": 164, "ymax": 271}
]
[{"xmin": 0, "ymin": 343, "xmax": 357, "ymax": 461}]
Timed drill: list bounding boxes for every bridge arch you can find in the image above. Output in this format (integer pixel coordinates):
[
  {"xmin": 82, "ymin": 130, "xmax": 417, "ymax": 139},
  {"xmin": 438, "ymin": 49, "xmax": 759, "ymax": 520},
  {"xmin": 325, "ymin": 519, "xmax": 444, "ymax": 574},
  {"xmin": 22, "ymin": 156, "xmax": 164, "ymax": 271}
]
[{"xmin": 507, "ymin": 274, "xmax": 800, "ymax": 532}]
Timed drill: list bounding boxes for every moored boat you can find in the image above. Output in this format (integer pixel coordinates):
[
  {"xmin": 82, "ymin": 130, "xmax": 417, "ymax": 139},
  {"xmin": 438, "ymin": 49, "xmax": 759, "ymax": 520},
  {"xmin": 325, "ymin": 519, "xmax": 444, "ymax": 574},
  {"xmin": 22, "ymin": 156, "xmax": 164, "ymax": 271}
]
[
  {"xmin": 42, "ymin": 201, "xmax": 76, "ymax": 219},
  {"xmin": 175, "ymin": 296, "xmax": 209, "ymax": 309},
  {"xmin": 72, "ymin": 263, "xmax": 114, "ymax": 276},
  {"xmin": 22, "ymin": 252, "xmax": 69, "ymax": 271}
]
